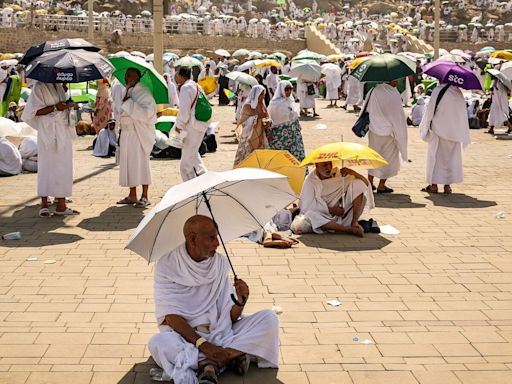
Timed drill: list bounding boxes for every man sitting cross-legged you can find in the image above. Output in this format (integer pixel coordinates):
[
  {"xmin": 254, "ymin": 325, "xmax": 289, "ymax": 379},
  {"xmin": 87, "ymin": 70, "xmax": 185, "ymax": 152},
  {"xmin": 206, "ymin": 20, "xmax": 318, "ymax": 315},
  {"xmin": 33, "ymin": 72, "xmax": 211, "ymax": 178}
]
[
  {"xmin": 299, "ymin": 161, "xmax": 374, "ymax": 237},
  {"xmin": 148, "ymin": 215, "xmax": 279, "ymax": 384}
]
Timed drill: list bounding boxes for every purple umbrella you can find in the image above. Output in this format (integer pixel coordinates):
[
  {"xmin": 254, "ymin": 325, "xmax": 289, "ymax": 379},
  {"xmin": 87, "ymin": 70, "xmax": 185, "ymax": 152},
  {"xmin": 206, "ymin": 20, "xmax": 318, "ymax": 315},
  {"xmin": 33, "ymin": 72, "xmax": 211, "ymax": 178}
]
[{"xmin": 422, "ymin": 61, "xmax": 482, "ymax": 90}]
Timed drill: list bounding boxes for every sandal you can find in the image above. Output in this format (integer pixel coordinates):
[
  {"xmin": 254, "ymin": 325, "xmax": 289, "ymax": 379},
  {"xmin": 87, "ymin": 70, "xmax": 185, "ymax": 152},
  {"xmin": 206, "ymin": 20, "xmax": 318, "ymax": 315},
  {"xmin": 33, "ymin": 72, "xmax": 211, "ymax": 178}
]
[
  {"xmin": 134, "ymin": 197, "xmax": 150, "ymax": 208},
  {"xmin": 443, "ymin": 186, "xmax": 452, "ymax": 195},
  {"xmin": 149, "ymin": 367, "xmax": 172, "ymax": 382},
  {"xmin": 117, "ymin": 197, "xmax": 136, "ymax": 205},
  {"xmin": 228, "ymin": 353, "xmax": 251, "ymax": 376},
  {"xmin": 54, "ymin": 208, "xmax": 80, "ymax": 216},
  {"xmin": 197, "ymin": 363, "xmax": 219, "ymax": 384},
  {"xmin": 421, "ymin": 185, "xmax": 438, "ymax": 194},
  {"xmin": 39, "ymin": 207, "xmax": 51, "ymax": 217},
  {"xmin": 376, "ymin": 187, "xmax": 394, "ymax": 194}
]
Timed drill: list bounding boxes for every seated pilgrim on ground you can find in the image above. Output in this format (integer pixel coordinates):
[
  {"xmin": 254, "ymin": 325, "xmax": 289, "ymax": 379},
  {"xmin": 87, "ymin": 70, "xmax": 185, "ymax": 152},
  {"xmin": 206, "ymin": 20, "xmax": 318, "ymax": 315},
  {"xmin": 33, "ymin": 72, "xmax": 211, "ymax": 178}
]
[
  {"xmin": 148, "ymin": 215, "xmax": 279, "ymax": 384},
  {"xmin": 92, "ymin": 119, "xmax": 117, "ymax": 158},
  {"xmin": 297, "ymin": 161, "xmax": 375, "ymax": 237},
  {"xmin": 0, "ymin": 137, "xmax": 22, "ymax": 177},
  {"xmin": 18, "ymin": 135, "xmax": 38, "ymax": 173}
]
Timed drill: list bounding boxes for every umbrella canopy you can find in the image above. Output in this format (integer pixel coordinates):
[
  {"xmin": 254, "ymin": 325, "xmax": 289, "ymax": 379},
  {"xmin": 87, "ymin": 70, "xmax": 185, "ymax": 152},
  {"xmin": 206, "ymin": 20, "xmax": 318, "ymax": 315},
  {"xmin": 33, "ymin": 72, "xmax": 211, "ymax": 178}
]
[
  {"xmin": 110, "ymin": 55, "xmax": 168, "ymax": 104},
  {"xmin": 292, "ymin": 50, "xmax": 324, "ymax": 62},
  {"xmin": 155, "ymin": 115, "xmax": 177, "ymax": 133},
  {"xmin": 226, "ymin": 71, "xmax": 258, "ymax": 86},
  {"xmin": 489, "ymin": 50, "xmax": 512, "ymax": 61},
  {"xmin": 215, "ymin": 49, "xmax": 230, "ymax": 57},
  {"xmin": 347, "ymin": 57, "xmax": 369, "ymax": 70},
  {"xmin": 232, "ymin": 49, "xmax": 251, "ymax": 58},
  {"xmin": 500, "ymin": 61, "xmax": 512, "ymax": 80},
  {"xmin": 26, "ymin": 49, "xmax": 114, "ymax": 83},
  {"xmin": 438, "ymin": 53, "xmax": 466, "ymax": 64},
  {"xmin": 270, "ymin": 52, "xmax": 287, "ymax": 61},
  {"xmin": 163, "ymin": 52, "xmax": 179, "ymax": 62},
  {"xmin": 19, "ymin": 38, "xmax": 100, "ymax": 65},
  {"xmin": 15, "ymin": 122, "xmax": 37, "ymax": 137},
  {"xmin": 479, "ymin": 46, "xmax": 496, "ymax": 53},
  {"xmin": 423, "ymin": 61, "xmax": 482, "ymax": 90},
  {"xmin": 487, "ymin": 68, "xmax": 512, "ymax": 90},
  {"xmin": 174, "ymin": 56, "xmax": 203, "ymax": 68},
  {"xmin": 255, "ymin": 59, "xmax": 281, "ymax": 69},
  {"xmin": 192, "ymin": 53, "xmax": 205, "ymax": 61},
  {"xmin": 236, "ymin": 60, "xmax": 260, "ymax": 72},
  {"xmin": 350, "ymin": 53, "xmax": 416, "ymax": 82},
  {"xmin": 125, "ymin": 168, "xmax": 296, "ymax": 264},
  {"xmin": 0, "ymin": 117, "xmax": 21, "ymax": 137},
  {"xmin": 235, "ymin": 150, "xmax": 306, "ymax": 196},
  {"xmin": 289, "ymin": 61, "xmax": 322, "ymax": 82},
  {"xmin": 299, "ymin": 142, "xmax": 388, "ymax": 169},
  {"xmin": 321, "ymin": 63, "xmax": 343, "ymax": 76},
  {"xmin": 326, "ymin": 54, "xmax": 345, "ymax": 62}
]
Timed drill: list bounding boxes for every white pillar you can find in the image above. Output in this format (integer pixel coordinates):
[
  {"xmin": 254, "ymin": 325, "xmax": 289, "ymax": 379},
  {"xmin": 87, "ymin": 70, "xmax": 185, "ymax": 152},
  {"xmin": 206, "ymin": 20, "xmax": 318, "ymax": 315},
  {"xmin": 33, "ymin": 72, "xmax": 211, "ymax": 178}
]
[
  {"xmin": 434, "ymin": 0, "xmax": 440, "ymax": 59},
  {"xmin": 153, "ymin": 0, "xmax": 164, "ymax": 74},
  {"xmin": 88, "ymin": 0, "xmax": 94, "ymax": 41}
]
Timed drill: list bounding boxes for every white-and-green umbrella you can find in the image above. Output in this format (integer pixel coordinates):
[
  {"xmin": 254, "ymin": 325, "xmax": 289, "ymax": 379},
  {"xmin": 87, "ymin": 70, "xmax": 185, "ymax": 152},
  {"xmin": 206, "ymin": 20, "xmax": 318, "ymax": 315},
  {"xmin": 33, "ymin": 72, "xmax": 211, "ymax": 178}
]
[
  {"xmin": 232, "ymin": 49, "xmax": 251, "ymax": 58},
  {"xmin": 174, "ymin": 56, "xmax": 203, "ymax": 67},
  {"xmin": 226, "ymin": 71, "xmax": 258, "ymax": 86},
  {"xmin": 289, "ymin": 61, "xmax": 322, "ymax": 82}
]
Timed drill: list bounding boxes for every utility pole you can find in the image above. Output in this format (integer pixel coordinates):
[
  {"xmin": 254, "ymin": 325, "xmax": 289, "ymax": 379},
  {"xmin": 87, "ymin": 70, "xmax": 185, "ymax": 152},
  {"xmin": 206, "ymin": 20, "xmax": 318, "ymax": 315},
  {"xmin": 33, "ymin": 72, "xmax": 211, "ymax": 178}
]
[
  {"xmin": 434, "ymin": 0, "xmax": 440, "ymax": 59},
  {"xmin": 88, "ymin": 0, "xmax": 94, "ymax": 41},
  {"xmin": 153, "ymin": 0, "xmax": 164, "ymax": 74}
]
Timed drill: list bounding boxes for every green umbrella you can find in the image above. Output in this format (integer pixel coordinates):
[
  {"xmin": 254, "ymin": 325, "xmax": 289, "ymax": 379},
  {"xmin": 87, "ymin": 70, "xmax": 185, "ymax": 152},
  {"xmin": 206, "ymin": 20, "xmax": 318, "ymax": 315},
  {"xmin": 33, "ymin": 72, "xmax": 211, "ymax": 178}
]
[
  {"xmin": 175, "ymin": 56, "xmax": 203, "ymax": 67},
  {"xmin": 109, "ymin": 55, "xmax": 168, "ymax": 104},
  {"xmin": 350, "ymin": 53, "xmax": 416, "ymax": 82},
  {"xmin": 155, "ymin": 116, "xmax": 177, "ymax": 133}
]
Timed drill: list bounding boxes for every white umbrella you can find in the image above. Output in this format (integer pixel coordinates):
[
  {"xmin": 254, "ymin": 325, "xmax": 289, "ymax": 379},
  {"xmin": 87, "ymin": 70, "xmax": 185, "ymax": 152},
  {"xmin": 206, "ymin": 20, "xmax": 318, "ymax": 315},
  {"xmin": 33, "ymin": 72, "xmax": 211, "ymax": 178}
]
[
  {"xmin": 215, "ymin": 49, "xmax": 231, "ymax": 57},
  {"xmin": 290, "ymin": 61, "xmax": 322, "ymax": 82},
  {"xmin": 16, "ymin": 122, "xmax": 37, "ymax": 137},
  {"xmin": 236, "ymin": 60, "xmax": 261, "ymax": 72},
  {"xmin": 125, "ymin": 168, "xmax": 295, "ymax": 265},
  {"xmin": 321, "ymin": 63, "xmax": 342, "ymax": 76},
  {"xmin": 438, "ymin": 53, "xmax": 466, "ymax": 64},
  {"xmin": 175, "ymin": 56, "xmax": 203, "ymax": 67},
  {"xmin": 130, "ymin": 51, "xmax": 146, "ymax": 59},
  {"xmin": 500, "ymin": 61, "xmax": 512, "ymax": 80},
  {"xmin": 232, "ymin": 49, "xmax": 251, "ymax": 58},
  {"xmin": 226, "ymin": 71, "xmax": 258, "ymax": 86},
  {"xmin": 145, "ymin": 53, "xmax": 154, "ymax": 62},
  {"xmin": 0, "ymin": 117, "xmax": 21, "ymax": 137}
]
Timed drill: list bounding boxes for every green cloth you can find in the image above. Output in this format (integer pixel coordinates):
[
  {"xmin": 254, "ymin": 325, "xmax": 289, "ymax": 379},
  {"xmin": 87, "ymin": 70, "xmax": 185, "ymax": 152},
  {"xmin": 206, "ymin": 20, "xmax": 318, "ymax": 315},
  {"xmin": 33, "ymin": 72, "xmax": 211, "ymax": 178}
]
[{"xmin": 0, "ymin": 75, "xmax": 21, "ymax": 117}]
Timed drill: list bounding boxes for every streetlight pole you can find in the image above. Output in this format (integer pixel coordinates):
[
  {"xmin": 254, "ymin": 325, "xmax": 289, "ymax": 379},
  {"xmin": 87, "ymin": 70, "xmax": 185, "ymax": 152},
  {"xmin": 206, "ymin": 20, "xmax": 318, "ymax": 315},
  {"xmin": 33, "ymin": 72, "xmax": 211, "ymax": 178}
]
[
  {"xmin": 153, "ymin": 0, "xmax": 164, "ymax": 74},
  {"xmin": 434, "ymin": 0, "xmax": 440, "ymax": 59},
  {"xmin": 88, "ymin": 0, "xmax": 94, "ymax": 41}
]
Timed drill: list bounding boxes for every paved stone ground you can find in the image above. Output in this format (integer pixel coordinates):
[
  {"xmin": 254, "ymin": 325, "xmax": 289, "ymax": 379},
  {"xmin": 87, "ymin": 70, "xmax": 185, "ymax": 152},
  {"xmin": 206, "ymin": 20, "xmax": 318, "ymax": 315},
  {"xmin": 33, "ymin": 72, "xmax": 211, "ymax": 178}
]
[{"xmin": 1, "ymin": 99, "xmax": 512, "ymax": 384}]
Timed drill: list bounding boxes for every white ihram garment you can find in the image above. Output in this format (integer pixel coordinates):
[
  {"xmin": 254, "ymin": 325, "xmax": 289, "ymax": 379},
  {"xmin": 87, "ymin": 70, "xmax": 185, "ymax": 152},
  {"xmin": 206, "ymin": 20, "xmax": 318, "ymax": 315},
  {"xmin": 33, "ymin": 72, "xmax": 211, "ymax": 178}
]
[
  {"xmin": 148, "ymin": 243, "xmax": 279, "ymax": 384},
  {"xmin": 419, "ymin": 85, "xmax": 470, "ymax": 185},
  {"xmin": 21, "ymin": 82, "xmax": 75, "ymax": 197},
  {"xmin": 297, "ymin": 80, "xmax": 315, "ymax": 109},
  {"xmin": 487, "ymin": 82, "xmax": 510, "ymax": 127},
  {"xmin": 299, "ymin": 170, "xmax": 374, "ymax": 234},
  {"xmin": 345, "ymin": 76, "xmax": 363, "ymax": 106},
  {"xmin": 175, "ymin": 79, "xmax": 209, "ymax": 181},
  {"xmin": 325, "ymin": 72, "xmax": 341, "ymax": 100},
  {"xmin": 0, "ymin": 138, "xmax": 21, "ymax": 176},
  {"xmin": 118, "ymin": 83, "xmax": 157, "ymax": 187},
  {"xmin": 19, "ymin": 136, "xmax": 38, "ymax": 172},
  {"xmin": 364, "ymin": 83, "xmax": 408, "ymax": 179},
  {"xmin": 93, "ymin": 128, "xmax": 117, "ymax": 157}
]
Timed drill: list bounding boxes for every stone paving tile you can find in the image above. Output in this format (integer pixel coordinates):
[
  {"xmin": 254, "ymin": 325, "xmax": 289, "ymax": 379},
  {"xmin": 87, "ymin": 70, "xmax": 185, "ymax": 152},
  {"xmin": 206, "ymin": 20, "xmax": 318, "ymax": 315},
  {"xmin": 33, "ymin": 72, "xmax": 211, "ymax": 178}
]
[{"xmin": 1, "ymin": 99, "xmax": 512, "ymax": 383}]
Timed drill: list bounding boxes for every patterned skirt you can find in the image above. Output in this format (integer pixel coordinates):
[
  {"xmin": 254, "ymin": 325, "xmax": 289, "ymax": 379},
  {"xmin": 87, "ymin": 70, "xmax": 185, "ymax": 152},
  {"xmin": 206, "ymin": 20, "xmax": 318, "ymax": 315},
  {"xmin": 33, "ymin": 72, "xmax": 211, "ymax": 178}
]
[{"xmin": 268, "ymin": 119, "xmax": 306, "ymax": 162}]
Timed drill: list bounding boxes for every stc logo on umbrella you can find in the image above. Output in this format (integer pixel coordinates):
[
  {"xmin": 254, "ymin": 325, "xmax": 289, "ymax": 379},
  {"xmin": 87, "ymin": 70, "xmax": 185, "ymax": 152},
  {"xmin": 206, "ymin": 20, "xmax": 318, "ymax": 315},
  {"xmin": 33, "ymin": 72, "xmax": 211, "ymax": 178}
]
[{"xmin": 447, "ymin": 74, "xmax": 465, "ymax": 85}]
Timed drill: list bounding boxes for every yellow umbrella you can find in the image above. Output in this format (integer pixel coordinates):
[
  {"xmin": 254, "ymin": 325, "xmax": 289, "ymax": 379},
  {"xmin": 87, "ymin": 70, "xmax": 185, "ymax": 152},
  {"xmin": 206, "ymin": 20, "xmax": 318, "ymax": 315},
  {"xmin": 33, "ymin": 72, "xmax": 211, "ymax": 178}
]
[
  {"xmin": 10, "ymin": 4, "xmax": 22, "ymax": 11},
  {"xmin": 0, "ymin": 53, "xmax": 15, "ymax": 60},
  {"xmin": 255, "ymin": 59, "xmax": 282, "ymax": 69},
  {"xmin": 347, "ymin": 56, "xmax": 369, "ymax": 70},
  {"xmin": 299, "ymin": 142, "xmax": 388, "ymax": 169},
  {"xmin": 160, "ymin": 107, "xmax": 179, "ymax": 116},
  {"xmin": 327, "ymin": 54, "xmax": 345, "ymax": 62},
  {"xmin": 198, "ymin": 76, "xmax": 217, "ymax": 95},
  {"xmin": 35, "ymin": 9, "xmax": 48, "ymax": 15},
  {"xmin": 490, "ymin": 51, "xmax": 512, "ymax": 61},
  {"xmin": 235, "ymin": 149, "xmax": 306, "ymax": 196},
  {"xmin": 386, "ymin": 23, "xmax": 396, "ymax": 29}
]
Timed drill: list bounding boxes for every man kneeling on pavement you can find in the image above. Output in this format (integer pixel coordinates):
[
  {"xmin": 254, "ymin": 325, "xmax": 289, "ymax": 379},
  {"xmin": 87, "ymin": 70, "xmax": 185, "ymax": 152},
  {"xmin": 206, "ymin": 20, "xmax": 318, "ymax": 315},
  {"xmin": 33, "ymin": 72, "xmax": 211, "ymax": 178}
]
[
  {"xmin": 148, "ymin": 215, "xmax": 279, "ymax": 384},
  {"xmin": 298, "ymin": 161, "xmax": 374, "ymax": 237}
]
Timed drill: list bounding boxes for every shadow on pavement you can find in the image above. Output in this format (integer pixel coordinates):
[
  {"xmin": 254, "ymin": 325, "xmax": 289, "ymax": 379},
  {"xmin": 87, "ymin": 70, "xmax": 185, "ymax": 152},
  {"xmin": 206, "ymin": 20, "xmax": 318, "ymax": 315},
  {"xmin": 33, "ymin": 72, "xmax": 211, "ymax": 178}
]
[
  {"xmin": 0, "ymin": 205, "xmax": 83, "ymax": 247},
  {"xmin": 78, "ymin": 205, "xmax": 145, "ymax": 232},
  {"xmin": 299, "ymin": 233, "xmax": 392, "ymax": 251},
  {"xmin": 116, "ymin": 358, "xmax": 282, "ymax": 384},
  {"xmin": 425, "ymin": 193, "xmax": 497, "ymax": 208},
  {"xmin": 374, "ymin": 193, "xmax": 426, "ymax": 209}
]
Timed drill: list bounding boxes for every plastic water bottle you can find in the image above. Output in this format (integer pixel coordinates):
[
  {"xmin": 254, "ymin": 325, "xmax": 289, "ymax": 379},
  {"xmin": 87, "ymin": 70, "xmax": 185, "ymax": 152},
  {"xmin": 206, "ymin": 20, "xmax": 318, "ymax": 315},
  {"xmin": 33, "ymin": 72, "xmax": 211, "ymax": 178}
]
[
  {"xmin": 166, "ymin": 129, "xmax": 188, "ymax": 149},
  {"xmin": 2, "ymin": 232, "xmax": 21, "ymax": 240}
]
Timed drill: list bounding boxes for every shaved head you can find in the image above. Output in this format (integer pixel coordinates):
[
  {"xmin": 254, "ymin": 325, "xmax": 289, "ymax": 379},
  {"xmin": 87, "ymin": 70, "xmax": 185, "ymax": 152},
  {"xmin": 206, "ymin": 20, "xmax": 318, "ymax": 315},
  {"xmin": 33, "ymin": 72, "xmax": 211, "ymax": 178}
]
[{"xmin": 183, "ymin": 215, "xmax": 215, "ymax": 238}]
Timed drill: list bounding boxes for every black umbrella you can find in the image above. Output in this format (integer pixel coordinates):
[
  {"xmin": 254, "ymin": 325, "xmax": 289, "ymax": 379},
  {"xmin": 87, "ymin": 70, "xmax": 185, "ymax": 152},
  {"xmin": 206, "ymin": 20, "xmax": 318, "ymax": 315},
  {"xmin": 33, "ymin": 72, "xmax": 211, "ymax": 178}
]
[
  {"xmin": 19, "ymin": 38, "xmax": 100, "ymax": 66},
  {"xmin": 25, "ymin": 49, "xmax": 114, "ymax": 84}
]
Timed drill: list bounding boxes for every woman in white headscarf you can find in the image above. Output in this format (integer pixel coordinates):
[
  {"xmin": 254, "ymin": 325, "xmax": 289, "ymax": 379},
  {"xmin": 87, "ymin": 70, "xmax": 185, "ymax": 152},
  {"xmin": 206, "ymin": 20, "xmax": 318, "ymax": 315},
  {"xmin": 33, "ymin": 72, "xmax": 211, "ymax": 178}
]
[
  {"xmin": 233, "ymin": 85, "xmax": 270, "ymax": 166},
  {"xmin": 267, "ymin": 80, "xmax": 305, "ymax": 161}
]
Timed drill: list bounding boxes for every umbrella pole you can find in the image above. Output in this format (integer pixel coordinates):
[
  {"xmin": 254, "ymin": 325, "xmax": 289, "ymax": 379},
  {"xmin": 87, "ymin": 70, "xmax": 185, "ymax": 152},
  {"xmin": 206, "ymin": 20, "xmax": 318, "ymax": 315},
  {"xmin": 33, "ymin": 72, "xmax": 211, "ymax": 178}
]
[{"xmin": 195, "ymin": 168, "xmax": 247, "ymax": 307}]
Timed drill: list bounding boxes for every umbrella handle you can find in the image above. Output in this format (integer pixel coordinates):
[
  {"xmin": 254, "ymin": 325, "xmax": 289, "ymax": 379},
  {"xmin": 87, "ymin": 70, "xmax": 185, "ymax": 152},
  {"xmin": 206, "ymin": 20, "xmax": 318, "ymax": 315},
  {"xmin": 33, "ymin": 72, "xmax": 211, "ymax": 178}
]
[{"xmin": 230, "ymin": 294, "xmax": 247, "ymax": 307}]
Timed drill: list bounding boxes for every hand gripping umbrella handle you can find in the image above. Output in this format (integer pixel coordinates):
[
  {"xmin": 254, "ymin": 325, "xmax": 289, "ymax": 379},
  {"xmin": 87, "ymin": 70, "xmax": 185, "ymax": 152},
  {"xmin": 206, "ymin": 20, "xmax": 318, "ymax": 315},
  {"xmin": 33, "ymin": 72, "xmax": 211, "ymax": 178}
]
[{"xmin": 230, "ymin": 293, "xmax": 247, "ymax": 307}]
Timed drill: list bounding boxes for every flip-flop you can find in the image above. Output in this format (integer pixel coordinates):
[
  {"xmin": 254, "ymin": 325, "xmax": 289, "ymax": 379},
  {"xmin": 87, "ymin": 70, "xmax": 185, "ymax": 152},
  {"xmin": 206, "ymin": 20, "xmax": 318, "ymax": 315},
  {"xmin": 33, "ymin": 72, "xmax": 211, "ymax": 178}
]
[
  {"xmin": 228, "ymin": 354, "xmax": 251, "ymax": 376},
  {"xmin": 376, "ymin": 187, "xmax": 394, "ymax": 194},
  {"xmin": 54, "ymin": 208, "xmax": 80, "ymax": 216},
  {"xmin": 38, "ymin": 207, "xmax": 51, "ymax": 217},
  {"xmin": 134, "ymin": 198, "xmax": 150, "ymax": 208},
  {"xmin": 117, "ymin": 197, "xmax": 136, "ymax": 205},
  {"xmin": 421, "ymin": 186, "xmax": 438, "ymax": 194}
]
